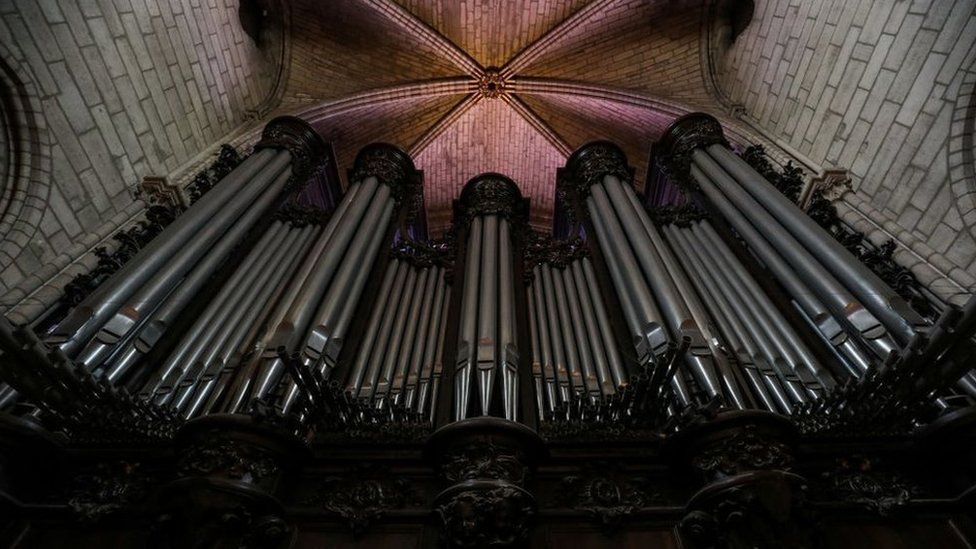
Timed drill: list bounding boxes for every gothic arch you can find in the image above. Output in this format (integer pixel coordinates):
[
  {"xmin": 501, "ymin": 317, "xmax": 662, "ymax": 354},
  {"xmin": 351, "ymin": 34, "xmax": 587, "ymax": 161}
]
[
  {"xmin": 949, "ymin": 57, "xmax": 976, "ymax": 235},
  {"xmin": 0, "ymin": 41, "xmax": 52, "ymax": 282}
]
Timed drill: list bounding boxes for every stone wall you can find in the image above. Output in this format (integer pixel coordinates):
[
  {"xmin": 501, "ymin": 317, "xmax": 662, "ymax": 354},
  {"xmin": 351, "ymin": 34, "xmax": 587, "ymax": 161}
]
[
  {"xmin": 0, "ymin": 0, "xmax": 281, "ymax": 318},
  {"xmin": 717, "ymin": 0, "xmax": 976, "ymax": 297}
]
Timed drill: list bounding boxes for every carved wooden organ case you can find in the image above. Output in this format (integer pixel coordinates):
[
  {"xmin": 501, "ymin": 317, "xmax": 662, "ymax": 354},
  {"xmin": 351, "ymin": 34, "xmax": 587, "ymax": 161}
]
[{"xmin": 1, "ymin": 114, "xmax": 976, "ymax": 548}]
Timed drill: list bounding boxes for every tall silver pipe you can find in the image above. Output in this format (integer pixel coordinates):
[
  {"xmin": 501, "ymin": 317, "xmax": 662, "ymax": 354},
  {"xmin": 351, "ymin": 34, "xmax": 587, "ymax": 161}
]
[
  {"xmin": 560, "ymin": 266, "xmax": 599, "ymax": 398},
  {"xmin": 604, "ymin": 177, "xmax": 721, "ymax": 399},
  {"xmin": 691, "ymin": 158, "xmax": 898, "ymax": 362},
  {"xmin": 570, "ymin": 261, "xmax": 614, "ymax": 396},
  {"xmin": 697, "ymin": 222, "xmax": 835, "ymax": 391},
  {"xmin": 709, "ymin": 145, "xmax": 923, "ymax": 345},
  {"xmin": 137, "ymin": 221, "xmax": 290, "ymax": 399},
  {"xmin": 677, "ymin": 226, "xmax": 806, "ymax": 406},
  {"xmin": 540, "ymin": 265, "xmax": 571, "ymax": 403},
  {"xmin": 587, "ymin": 185, "xmax": 669, "ymax": 362},
  {"xmin": 527, "ymin": 287, "xmax": 546, "ymax": 418},
  {"xmin": 476, "ymin": 215, "xmax": 500, "ymax": 416},
  {"xmin": 275, "ymin": 177, "xmax": 380, "ymax": 359},
  {"xmin": 620, "ymin": 185, "xmax": 729, "ymax": 401},
  {"xmin": 421, "ymin": 285, "xmax": 450, "ymax": 420},
  {"xmin": 178, "ymin": 226, "xmax": 317, "ymax": 417},
  {"xmin": 664, "ymin": 225, "xmax": 787, "ymax": 413},
  {"xmin": 580, "ymin": 258, "xmax": 627, "ymax": 389},
  {"xmin": 542, "ymin": 265, "xmax": 586, "ymax": 395},
  {"xmin": 345, "ymin": 260, "xmax": 402, "ymax": 395},
  {"xmin": 99, "ymin": 218, "xmax": 286, "ymax": 384},
  {"xmin": 158, "ymin": 225, "xmax": 304, "ymax": 408},
  {"xmin": 47, "ymin": 148, "xmax": 280, "ymax": 357},
  {"xmin": 497, "ymin": 219, "xmax": 518, "ymax": 421},
  {"xmin": 77, "ymin": 161, "xmax": 293, "ymax": 372},
  {"xmin": 227, "ymin": 180, "xmax": 367, "ymax": 410},
  {"xmin": 532, "ymin": 267, "xmax": 558, "ymax": 410},
  {"xmin": 299, "ymin": 185, "xmax": 394, "ymax": 371},
  {"xmin": 379, "ymin": 266, "xmax": 426, "ymax": 405},
  {"xmin": 360, "ymin": 264, "xmax": 412, "ymax": 402},
  {"xmin": 682, "ymin": 226, "xmax": 808, "ymax": 404},
  {"xmin": 455, "ymin": 217, "xmax": 482, "ymax": 421},
  {"xmin": 405, "ymin": 267, "xmax": 442, "ymax": 409}
]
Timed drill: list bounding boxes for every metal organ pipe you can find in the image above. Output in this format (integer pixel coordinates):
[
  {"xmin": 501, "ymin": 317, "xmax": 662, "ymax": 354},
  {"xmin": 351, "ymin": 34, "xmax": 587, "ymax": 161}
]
[
  {"xmin": 708, "ymin": 145, "xmax": 924, "ymax": 345},
  {"xmin": 691, "ymin": 158, "xmax": 899, "ymax": 363},
  {"xmin": 45, "ymin": 148, "xmax": 281, "ymax": 357},
  {"xmin": 452, "ymin": 175, "xmax": 525, "ymax": 422}
]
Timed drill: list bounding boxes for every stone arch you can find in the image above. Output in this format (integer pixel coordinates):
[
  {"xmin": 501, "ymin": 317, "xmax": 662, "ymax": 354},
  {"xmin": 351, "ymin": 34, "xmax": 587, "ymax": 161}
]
[
  {"xmin": 949, "ymin": 58, "xmax": 976, "ymax": 235},
  {"xmin": 0, "ymin": 41, "xmax": 52, "ymax": 283}
]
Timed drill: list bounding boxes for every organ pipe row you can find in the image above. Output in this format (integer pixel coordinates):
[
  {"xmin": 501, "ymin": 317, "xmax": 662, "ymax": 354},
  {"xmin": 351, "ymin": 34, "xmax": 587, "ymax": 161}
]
[{"xmin": 1, "ymin": 113, "xmax": 972, "ymax": 445}]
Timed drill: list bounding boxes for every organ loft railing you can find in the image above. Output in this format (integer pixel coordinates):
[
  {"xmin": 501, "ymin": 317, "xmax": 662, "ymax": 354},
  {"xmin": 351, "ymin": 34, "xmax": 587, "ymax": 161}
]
[{"xmin": 0, "ymin": 114, "xmax": 975, "ymax": 548}]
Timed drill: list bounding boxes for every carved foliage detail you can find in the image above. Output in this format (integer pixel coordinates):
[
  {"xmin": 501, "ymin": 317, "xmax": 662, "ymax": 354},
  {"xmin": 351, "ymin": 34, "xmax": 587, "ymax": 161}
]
[
  {"xmin": 68, "ymin": 461, "xmax": 152, "ymax": 521},
  {"xmin": 814, "ymin": 456, "xmax": 919, "ymax": 516},
  {"xmin": 437, "ymin": 486, "xmax": 535, "ymax": 548},
  {"xmin": 178, "ymin": 436, "xmax": 279, "ymax": 483},
  {"xmin": 304, "ymin": 467, "xmax": 421, "ymax": 535},
  {"xmin": 692, "ymin": 425, "xmax": 793, "ymax": 477},
  {"xmin": 441, "ymin": 442, "xmax": 528, "ymax": 485},
  {"xmin": 558, "ymin": 464, "xmax": 662, "ymax": 527}
]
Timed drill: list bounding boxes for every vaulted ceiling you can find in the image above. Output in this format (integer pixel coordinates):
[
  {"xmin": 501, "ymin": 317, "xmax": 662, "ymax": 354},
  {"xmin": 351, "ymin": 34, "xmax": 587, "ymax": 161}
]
[{"xmin": 277, "ymin": 0, "xmax": 718, "ymax": 235}]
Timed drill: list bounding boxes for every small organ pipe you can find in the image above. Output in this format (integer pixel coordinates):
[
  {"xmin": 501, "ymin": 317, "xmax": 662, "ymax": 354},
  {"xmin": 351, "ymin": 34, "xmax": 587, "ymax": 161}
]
[
  {"xmin": 379, "ymin": 267, "xmax": 425, "ymax": 404},
  {"xmin": 345, "ymin": 261, "xmax": 402, "ymax": 396},
  {"xmin": 561, "ymin": 267, "xmax": 600, "ymax": 398},
  {"xmin": 696, "ymin": 222, "xmax": 835, "ymax": 392},
  {"xmin": 360, "ymin": 263, "xmax": 412, "ymax": 401},
  {"xmin": 532, "ymin": 267, "xmax": 558, "ymax": 410},
  {"xmin": 570, "ymin": 262, "xmax": 614, "ymax": 396},
  {"xmin": 540, "ymin": 265, "xmax": 571, "ymax": 403},
  {"xmin": 550, "ymin": 265, "xmax": 584, "ymax": 396},
  {"xmin": 580, "ymin": 258, "xmax": 628, "ymax": 388},
  {"xmin": 421, "ymin": 286, "xmax": 450, "ymax": 420},
  {"xmin": 405, "ymin": 267, "xmax": 442, "ymax": 409},
  {"xmin": 527, "ymin": 289, "xmax": 546, "ymax": 418}
]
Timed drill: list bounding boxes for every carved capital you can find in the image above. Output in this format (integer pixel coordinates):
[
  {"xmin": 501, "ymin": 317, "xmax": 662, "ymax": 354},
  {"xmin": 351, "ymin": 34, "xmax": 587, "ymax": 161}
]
[
  {"xmin": 803, "ymin": 168, "xmax": 852, "ymax": 208},
  {"xmin": 454, "ymin": 173, "xmax": 528, "ymax": 229},
  {"xmin": 350, "ymin": 143, "xmax": 422, "ymax": 210},
  {"xmin": 559, "ymin": 141, "xmax": 633, "ymax": 202},
  {"xmin": 657, "ymin": 113, "xmax": 728, "ymax": 187},
  {"xmin": 255, "ymin": 115, "xmax": 328, "ymax": 181}
]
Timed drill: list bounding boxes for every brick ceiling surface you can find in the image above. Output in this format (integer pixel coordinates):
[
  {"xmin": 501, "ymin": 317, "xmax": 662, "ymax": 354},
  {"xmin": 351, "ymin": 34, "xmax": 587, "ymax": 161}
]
[{"xmin": 283, "ymin": 0, "xmax": 713, "ymax": 234}]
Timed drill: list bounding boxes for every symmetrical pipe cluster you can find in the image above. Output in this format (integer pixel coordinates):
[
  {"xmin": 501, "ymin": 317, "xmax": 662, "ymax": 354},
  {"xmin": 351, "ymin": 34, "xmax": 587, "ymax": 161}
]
[
  {"xmin": 452, "ymin": 175, "xmax": 526, "ymax": 422},
  {"xmin": 344, "ymin": 250, "xmax": 451, "ymax": 422},
  {"xmin": 526, "ymin": 243, "xmax": 626, "ymax": 418}
]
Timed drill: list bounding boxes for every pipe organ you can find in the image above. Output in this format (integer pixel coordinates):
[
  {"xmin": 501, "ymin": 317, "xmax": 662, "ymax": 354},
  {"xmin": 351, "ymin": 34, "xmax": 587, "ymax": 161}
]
[{"xmin": 1, "ymin": 114, "xmax": 975, "ymax": 549}]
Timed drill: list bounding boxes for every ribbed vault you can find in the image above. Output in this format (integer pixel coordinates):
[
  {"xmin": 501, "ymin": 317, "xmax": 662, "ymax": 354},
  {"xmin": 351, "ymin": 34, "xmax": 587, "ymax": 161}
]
[{"xmin": 281, "ymin": 0, "xmax": 726, "ymax": 234}]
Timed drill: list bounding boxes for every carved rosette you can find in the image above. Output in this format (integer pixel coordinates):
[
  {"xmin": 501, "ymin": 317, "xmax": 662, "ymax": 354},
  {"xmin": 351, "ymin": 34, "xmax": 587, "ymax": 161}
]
[
  {"xmin": 454, "ymin": 173, "xmax": 528, "ymax": 230},
  {"xmin": 255, "ymin": 116, "xmax": 328, "ymax": 183},
  {"xmin": 690, "ymin": 424, "xmax": 793, "ymax": 479},
  {"xmin": 558, "ymin": 141, "xmax": 633, "ymax": 213},
  {"xmin": 656, "ymin": 113, "xmax": 729, "ymax": 188},
  {"xmin": 349, "ymin": 143, "xmax": 422, "ymax": 215},
  {"xmin": 812, "ymin": 456, "xmax": 919, "ymax": 516},
  {"xmin": 426, "ymin": 418, "xmax": 546, "ymax": 548}
]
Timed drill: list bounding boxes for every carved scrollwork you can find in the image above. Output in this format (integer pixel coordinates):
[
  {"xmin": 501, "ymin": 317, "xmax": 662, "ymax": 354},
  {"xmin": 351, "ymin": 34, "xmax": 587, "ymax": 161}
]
[
  {"xmin": 740, "ymin": 145, "xmax": 803, "ymax": 203},
  {"xmin": 68, "ymin": 461, "xmax": 152, "ymax": 521},
  {"xmin": 178, "ymin": 436, "xmax": 279, "ymax": 482},
  {"xmin": 304, "ymin": 467, "xmax": 421, "ymax": 535},
  {"xmin": 349, "ymin": 143, "xmax": 421, "ymax": 210},
  {"xmin": 691, "ymin": 425, "xmax": 793, "ymax": 477},
  {"xmin": 813, "ymin": 456, "xmax": 919, "ymax": 516},
  {"xmin": 256, "ymin": 116, "xmax": 327, "ymax": 182},
  {"xmin": 436, "ymin": 485, "xmax": 535, "ymax": 548},
  {"xmin": 454, "ymin": 173, "xmax": 528, "ymax": 230},
  {"xmin": 559, "ymin": 141, "xmax": 633, "ymax": 207},
  {"xmin": 558, "ymin": 463, "xmax": 663, "ymax": 528},
  {"xmin": 522, "ymin": 232, "xmax": 588, "ymax": 282},
  {"xmin": 441, "ymin": 441, "xmax": 528, "ymax": 485},
  {"xmin": 647, "ymin": 204, "xmax": 709, "ymax": 227},
  {"xmin": 656, "ymin": 113, "xmax": 728, "ymax": 188}
]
